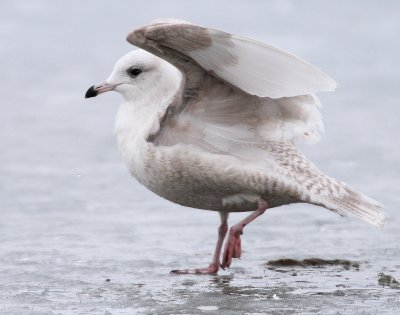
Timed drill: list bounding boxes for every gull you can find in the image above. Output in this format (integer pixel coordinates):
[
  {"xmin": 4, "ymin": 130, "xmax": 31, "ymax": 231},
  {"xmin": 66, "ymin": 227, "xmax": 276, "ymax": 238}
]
[{"xmin": 85, "ymin": 19, "xmax": 384, "ymax": 274}]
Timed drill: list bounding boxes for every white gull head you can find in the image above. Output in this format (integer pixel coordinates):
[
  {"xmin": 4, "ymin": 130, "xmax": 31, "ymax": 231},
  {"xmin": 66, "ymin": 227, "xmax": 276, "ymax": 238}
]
[{"xmin": 85, "ymin": 50, "xmax": 181, "ymax": 103}]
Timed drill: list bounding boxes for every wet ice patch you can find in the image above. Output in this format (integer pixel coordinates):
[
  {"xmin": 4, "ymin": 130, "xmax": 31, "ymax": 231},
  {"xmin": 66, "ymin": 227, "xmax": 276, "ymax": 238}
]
[
  {"xmin": 378, "ymin": 273, "xmax": 400, "ymax": 288},
  {"xmin": 197, "ymin": 305, "xmax": 219, "ymax": 311},
  {"xmin": 266, "ymin": 258, "xmax": 360, "ymax": 271}
]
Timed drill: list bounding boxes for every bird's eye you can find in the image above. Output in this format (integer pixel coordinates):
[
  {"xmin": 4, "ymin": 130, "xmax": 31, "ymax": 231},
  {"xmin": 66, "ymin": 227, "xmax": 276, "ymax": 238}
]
[{"xmin": 127, "ymin": 67, "xmax": 142, "ymax": 77}]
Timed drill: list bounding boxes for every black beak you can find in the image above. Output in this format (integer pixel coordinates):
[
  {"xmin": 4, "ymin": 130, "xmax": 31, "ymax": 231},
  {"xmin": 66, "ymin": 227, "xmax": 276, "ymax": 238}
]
[
  {"xmin": 85, "ymin": 82, "xmax": 118, "ymax": 99},
  {"xmin": 85, "ymin": 85, "xmax": 97, "ymax": 98}
]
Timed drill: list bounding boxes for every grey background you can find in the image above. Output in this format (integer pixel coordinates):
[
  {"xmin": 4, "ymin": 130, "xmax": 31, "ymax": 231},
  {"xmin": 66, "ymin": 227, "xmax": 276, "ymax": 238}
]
[{"xmin": 0, "ymin": 0, "xmax": 399, "ymax": 314}]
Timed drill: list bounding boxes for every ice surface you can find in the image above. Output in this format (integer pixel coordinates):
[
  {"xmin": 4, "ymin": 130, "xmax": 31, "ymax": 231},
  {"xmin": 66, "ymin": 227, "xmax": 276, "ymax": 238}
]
[{"xmin": 0, "ymin": 0, "xmax": 399, "ymax": 314}]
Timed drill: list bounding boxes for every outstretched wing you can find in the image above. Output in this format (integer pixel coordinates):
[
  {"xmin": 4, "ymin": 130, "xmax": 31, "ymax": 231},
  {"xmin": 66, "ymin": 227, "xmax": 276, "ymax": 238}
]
[
  {"xmin": 128, "ymin": 19, "xmax": 335, "ymax": 151},
  {"xmin": 128, "ymin": 19, "xmax": 337, "ymax": 98}
]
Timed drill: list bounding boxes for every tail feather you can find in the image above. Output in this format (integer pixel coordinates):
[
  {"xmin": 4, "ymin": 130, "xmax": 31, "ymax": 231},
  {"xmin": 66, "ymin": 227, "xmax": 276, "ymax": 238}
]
[{"xmin": 322, "ymin": 187, "xmax": 384, "ymax": 228}]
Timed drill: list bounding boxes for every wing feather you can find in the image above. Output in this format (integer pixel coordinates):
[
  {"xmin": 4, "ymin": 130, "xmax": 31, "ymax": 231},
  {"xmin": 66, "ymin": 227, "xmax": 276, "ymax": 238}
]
[
  {"xmin": 128, "ymin": 20, "xmax": 337, "ymax": 98},
  {"xmin": 189, "ymin": 31, "xmax": 337, "ymax": 98},
  {"xmin": 127, "ymin": 20, "xmax": 327, "ymax": 148}
]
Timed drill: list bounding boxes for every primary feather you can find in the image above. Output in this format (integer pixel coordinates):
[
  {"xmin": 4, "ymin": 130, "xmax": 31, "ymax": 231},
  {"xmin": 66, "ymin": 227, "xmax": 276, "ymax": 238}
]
[{"xmin": 189, "ymin": 31, "xmax": 338, "ymax": 98}]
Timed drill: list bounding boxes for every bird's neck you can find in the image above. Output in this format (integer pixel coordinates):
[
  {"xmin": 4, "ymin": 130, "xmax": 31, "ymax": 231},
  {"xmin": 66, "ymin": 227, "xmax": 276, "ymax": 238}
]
[
  {"xmin": 114, "ymin": 98, "xmax": 160, "ymax": 165},
  {"xmin": 114, "ymin": 64, "xmax": 182, "ymax": 177},
  {"xmin": 114, "ymin": 84, "xmax": 180, "ymax": 178}
]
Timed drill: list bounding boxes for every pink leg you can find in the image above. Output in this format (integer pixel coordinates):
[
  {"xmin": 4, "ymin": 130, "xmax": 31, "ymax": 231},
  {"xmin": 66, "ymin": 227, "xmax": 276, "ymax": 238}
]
[
  {"xmin": 171, "ymin": 212, "xmax": 229, "ymax": 275},
  {"xmin": 221, "ymin": 199, "xmax": 268, "ymax": 269}
]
